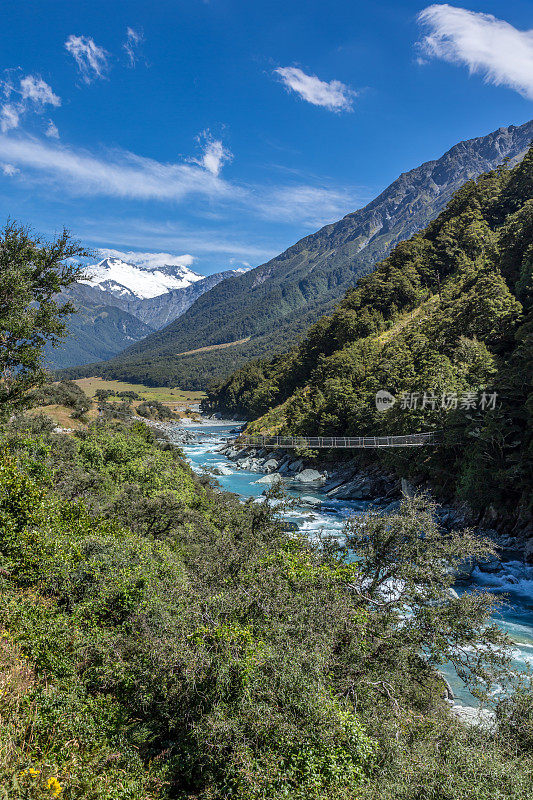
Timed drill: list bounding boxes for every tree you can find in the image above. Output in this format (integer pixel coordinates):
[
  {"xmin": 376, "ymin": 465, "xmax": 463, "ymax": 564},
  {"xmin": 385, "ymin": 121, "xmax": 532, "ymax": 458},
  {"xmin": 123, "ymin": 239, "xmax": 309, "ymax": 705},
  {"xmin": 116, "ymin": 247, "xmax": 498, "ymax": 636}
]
[
  {"xmin": 0, "ymin": 222, "xmax": 86, "ymax": 414},
  {"xmin": 334, "ymin": 496, "xmax": 511, "ymax": 702}
]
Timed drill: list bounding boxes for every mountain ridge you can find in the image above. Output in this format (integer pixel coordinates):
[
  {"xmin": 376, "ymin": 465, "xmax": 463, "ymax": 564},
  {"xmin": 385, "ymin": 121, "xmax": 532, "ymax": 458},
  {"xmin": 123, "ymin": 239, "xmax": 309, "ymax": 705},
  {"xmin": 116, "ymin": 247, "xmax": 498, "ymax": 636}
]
[
  {"xmin": 83, "ymin": 257, "xmax": 204, "ymax": 300},
  {"xmin": 61, "ymin": 120, "xmax": 533, "ymax": 387},
  {"xmin": 47, "ymin": 259, "xmax": 246, "ymax": 369}
]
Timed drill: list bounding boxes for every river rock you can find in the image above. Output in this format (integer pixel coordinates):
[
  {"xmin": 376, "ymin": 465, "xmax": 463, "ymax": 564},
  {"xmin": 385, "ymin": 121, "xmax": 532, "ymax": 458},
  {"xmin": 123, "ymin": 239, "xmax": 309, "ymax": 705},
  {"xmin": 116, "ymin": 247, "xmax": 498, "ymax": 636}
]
[
  {"xmin": 524, "ymin": 539, "xmax": 533, "ymax": 564},
  {"xmin": 455, "ymin": 557, "xmax": 477, "ymax": 579},
  {"xmin": 299, "ymin": 495, "xmax": 322, "ymax": 507},
  {"xmin": 401, "ymin": 478, "xmax": 415, "ymax": 497},
  {"xmin": 328, "ymin": 478, "xmax": 371, "ymax": 500},
  {"xmin": 477, "ymin": 558, "xmax": 502, "ymax": 574},
  {"xmin": 292, "ymin": 469, "xmax": 325, "ymax": 484},
  {"xmin": 287, "ymin": 459, "xmax": 303, "ymax": 473},
  {"xmin": 322, "ymin": 475, "xmax": 350, "ymax": 492},
  {"xmin": 254, "ymin": 473, "xmax": 282, "ymax": 485},
  {"xmin": 211, "ymin": 465, "xmax": 233, "ymax": 476},
  {"xmin": 263, "ymin": 459, "xmax": 279, "ymax": 473}
]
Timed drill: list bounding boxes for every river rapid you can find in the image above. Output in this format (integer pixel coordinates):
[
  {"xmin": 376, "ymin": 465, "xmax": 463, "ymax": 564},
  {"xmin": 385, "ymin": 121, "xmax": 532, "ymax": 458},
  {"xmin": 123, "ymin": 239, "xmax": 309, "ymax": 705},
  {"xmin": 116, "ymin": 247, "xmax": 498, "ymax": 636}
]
[{"xmin": 168, "ymin": 420, "xmax": 533, "ymax": 710}]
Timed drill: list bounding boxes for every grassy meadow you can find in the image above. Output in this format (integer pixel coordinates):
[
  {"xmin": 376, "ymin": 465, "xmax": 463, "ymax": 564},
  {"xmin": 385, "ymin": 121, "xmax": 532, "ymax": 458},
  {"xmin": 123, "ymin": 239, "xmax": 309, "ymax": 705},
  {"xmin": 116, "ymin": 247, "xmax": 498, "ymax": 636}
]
[{"xmin": 73, "ymin": 377, "xmax": 206, "ymax": 406}]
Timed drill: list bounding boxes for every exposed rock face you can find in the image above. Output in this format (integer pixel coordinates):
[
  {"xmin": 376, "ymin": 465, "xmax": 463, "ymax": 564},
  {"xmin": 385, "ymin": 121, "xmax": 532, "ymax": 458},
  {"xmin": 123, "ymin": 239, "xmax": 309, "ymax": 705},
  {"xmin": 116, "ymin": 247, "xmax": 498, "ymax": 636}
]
[{"xmin": 82, "ymin": 269, "xmax": 241, "ymax": 330}]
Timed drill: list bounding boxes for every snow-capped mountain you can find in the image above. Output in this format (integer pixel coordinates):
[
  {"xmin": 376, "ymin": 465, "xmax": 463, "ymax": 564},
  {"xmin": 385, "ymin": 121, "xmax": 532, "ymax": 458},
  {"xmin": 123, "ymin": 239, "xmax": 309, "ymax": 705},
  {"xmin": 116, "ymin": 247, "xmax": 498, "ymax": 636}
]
[
  {"xmin": 82, "ymin": 257, "xmax": 204, "ymax": 300},
  {"xmin": 47, "ymin": 256, "xmax": 251, "ymax": 370}
]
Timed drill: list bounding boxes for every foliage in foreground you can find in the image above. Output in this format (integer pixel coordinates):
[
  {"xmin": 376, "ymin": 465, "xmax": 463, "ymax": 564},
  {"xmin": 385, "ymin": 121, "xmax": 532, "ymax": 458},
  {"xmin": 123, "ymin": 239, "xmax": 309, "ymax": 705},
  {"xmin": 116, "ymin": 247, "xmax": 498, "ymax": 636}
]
[
  {"xmin": 0, "ymin": 224, "xmax": 86, "ymax": 414},
  {"xmin": 1, "ymin": 416, "xmax": 532, "ymax": 798}
]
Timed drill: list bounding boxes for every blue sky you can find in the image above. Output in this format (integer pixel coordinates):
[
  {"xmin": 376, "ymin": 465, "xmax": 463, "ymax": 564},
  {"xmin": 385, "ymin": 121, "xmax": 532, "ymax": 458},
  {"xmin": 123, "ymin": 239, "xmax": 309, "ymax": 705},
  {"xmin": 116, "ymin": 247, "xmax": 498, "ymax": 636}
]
[{"xmin": 0, "ymin": 0, "xmax": 531, "ymax": 274}]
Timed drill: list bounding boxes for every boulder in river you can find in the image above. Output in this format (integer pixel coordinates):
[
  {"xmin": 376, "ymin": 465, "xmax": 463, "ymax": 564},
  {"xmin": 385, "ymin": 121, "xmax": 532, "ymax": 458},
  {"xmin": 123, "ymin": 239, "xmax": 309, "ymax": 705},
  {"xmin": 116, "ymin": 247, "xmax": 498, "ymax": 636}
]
[
  {"xmin": 287, "ymin": 459, "xmax": 303, "ymax": 473},
  {"xmin": 211, "ymin": 465, "xmax": 233, "ymax": 476},
  {"xmin": 254, "ymin": 473, "xmax": 282, "ymax": 485},
  {"xmin": 292, "ymin": 469, "xmax": 325, "ymax": 484},
  {"xmin": 299, "ymin": 495, "xmax": 322, "ymax": 507},
  {"xmin": 524, "ymin": 538, "xmax": 533, "ymax": 564},
  {"xmin": 328, "ymin": 478, "xmax": 371, "ymax": 499}
]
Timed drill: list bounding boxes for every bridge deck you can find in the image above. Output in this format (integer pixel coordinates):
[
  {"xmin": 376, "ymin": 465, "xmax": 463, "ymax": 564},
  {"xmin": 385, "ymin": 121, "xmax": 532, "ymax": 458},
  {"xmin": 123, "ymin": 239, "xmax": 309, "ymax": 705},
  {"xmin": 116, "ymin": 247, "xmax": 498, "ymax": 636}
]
[{"xmin": 233, "ymin": 433, "xmax": 438, "ymax": 449}]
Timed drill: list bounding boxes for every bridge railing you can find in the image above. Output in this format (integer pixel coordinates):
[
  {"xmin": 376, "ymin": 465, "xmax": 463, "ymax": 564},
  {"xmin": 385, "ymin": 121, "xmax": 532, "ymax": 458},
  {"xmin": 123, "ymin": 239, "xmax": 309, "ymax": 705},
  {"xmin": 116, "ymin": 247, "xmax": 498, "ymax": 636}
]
[{"xmin": 232, "ymin": 432, "xmax": 439, "ymax": 449}]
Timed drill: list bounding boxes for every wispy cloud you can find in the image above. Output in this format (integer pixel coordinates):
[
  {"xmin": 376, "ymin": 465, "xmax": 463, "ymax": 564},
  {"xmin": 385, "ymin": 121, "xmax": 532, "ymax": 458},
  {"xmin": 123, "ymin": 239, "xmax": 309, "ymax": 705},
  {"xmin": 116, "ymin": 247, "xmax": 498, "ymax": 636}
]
[
  {"xmin": 0, "ymin": 122, "xmax": 363, "ymax": 239},
  {"xmin": 77, "ymin": 217, "xmax": 280, "ymax": 263},
  {"xmin": 20, "ymin": 75, "xmax": 61, "ymax": 107},
  {"xmin": 123, "ymin": 27, "xmax": 145, "ymax": 67},
  {"xmin": 257, "ymin": 184, "xmax": 357, "ymax": 227},
  {"xmin": 274, "ymin": 66, "xmax": 356, "ymax": 112},
  {"xmin": 0, "ymin": 105, "xmax": 20, "ymax": 133},
  {"xmin": 417, "ymin": 5, "xmax": 533, "ymax": 100},
  {"xmin": 191, "ymin": 131, "xmax": 233, "ymax": 176},
  {"xmin": 0, "ymin": 135, "xmax": 240, "ymax": 201},
  {"xmin": 45, "ymin": 120, "xmax": 59, "ymax": 139},
  {"xmin": 0, "ymin": 74, "xmax": 60, "ymax": 134},
  {"xmin": 1, "ymin": 162, "xmax": 19, "ymax": 176},
  {"xmin": 98, "ymin": 248, "xmax": 195, "ymax": 269},
  {"xmin": 65, "ymin": 35, "xmax": 109, "ymax": 84}
]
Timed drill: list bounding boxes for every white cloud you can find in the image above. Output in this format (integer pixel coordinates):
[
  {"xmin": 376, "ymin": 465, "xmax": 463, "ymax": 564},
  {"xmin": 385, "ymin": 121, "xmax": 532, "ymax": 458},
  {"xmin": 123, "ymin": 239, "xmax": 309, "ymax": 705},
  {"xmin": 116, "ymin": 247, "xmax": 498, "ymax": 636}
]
[
  {"xmin": 65, "ymin": 35, "xmax": 109, "ymax": 84},
  {"xmin": 123, "ymin": 27, "xmax": 144, "ymax": 67},
  {"xmin": 0, "ymin": 104, "xmax": 20, "ymax": 133},
  {"xmin": 45, "ymin": 120, "xmax": 59, "ymax": 139},
  {"xmin": 192, "ymin": 131, "xmax": 233, "ymax": 176},
  {"xmin": 257, "ymin": 184, "xmax": 356, "ymax": 227},
  {"xmin": 0, "ymin": 135, "xmax": 240, "ymax": 202},
  {"xmin": 417, "ymin": 5, "xmax": 533, "ymax": 100},
  {"xmin": 1, "ymin": 162, "xmax": 19, "ymax": 176},
  {"xmin": 20, "ymin": 75, "xmax": 60, "ymax": 108},
  {"xmin": 98, "ymin": 248, "xmax": 195, "ymax": 269},
  {"xmin": 0, "ymin": 74, "xmax": 60, "ymax": 135},
  {"xmin": 78, "ymin": 218, "xmax": 280, "ymax": 263},
  {"xmin": 274, "ymin": 66, "xmax": 355, "ymax": 112}
]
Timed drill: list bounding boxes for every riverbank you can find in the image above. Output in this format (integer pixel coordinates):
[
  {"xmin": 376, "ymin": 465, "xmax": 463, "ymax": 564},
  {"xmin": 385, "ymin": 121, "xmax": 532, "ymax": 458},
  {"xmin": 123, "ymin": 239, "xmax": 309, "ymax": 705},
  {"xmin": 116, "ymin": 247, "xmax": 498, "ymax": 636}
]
[{"xmin": 219, "ymin": 442, "xmax": 524, "ymax": 554}]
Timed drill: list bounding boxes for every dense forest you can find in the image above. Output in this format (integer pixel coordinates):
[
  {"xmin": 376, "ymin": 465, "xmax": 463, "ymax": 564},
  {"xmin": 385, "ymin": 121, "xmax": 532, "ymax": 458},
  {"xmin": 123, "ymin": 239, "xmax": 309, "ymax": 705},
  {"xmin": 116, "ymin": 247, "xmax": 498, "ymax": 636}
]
[
  {"xmin": 206, "ymin": 149, "xmax": 533, "ymax": 535},
  {"xmin": 2, "ymin": 224, "xmax": 533, "ymax": 797}
]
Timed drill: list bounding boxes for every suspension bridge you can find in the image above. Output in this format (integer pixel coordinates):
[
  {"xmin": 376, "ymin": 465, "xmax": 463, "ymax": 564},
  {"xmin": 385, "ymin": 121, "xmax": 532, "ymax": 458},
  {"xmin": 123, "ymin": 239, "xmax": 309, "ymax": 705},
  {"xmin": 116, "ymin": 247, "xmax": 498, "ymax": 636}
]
[{"xmin": 233, "ymin": 432, "xmax": 439, "ymax": 449}]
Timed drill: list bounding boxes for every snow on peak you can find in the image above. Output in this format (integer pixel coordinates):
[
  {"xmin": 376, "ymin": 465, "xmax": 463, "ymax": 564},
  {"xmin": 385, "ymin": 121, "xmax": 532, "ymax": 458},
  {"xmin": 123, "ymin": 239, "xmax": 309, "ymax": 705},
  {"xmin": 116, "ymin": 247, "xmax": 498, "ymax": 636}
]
[{"xmin": 82, "ymin": 257, "xmax": 204, "ymax": 300}]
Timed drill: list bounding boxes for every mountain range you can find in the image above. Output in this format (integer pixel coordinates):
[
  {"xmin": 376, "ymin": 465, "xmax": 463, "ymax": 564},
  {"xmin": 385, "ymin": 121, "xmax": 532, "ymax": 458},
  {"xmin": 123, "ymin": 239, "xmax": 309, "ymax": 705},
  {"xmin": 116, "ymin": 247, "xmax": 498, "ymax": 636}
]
[
  {"xmin": 46, "ymin": 258, "xmax": 245, "ymax": 368},
  {"xmin": 60, "ymin": 119, "xmax": 533, "ymax": 387}
]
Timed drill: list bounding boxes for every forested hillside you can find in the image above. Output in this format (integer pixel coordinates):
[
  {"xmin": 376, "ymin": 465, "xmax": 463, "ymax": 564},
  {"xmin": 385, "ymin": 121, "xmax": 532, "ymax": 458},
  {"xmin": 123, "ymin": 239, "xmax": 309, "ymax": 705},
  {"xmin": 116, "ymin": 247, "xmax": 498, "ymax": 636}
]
[
  {"xmin": 62, "ymin": 121, "xmax": 533, "ymax": 388},
  {"xmin": 207, "ymin": 148, "xmax": 533, "ymax": 533},
  {"xmin": 44, "ymin": 297, "xmax": 154, "ymax": 368},
  {"xmin": 3, "ymin": 223, "xmax": 533, "ymax": 799}
]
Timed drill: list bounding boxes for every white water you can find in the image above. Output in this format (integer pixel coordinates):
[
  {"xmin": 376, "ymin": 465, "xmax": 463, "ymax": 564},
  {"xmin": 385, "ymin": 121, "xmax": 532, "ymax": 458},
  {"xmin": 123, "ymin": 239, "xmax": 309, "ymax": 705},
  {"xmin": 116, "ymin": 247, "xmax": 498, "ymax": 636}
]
[{"xmin": 175, "ymin": 421, "xmax": 533, "ymax": 708}]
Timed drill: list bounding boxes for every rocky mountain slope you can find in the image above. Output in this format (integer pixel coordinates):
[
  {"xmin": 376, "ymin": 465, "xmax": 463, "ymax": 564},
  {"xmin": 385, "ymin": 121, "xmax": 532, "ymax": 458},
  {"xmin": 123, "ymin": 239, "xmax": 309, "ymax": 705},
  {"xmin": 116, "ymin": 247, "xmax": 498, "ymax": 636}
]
[
  {"xmin": 47, "ymin": 258, "xmax": 245, "ymax": 368},
  {"xmin": 63, "ymin": 120, "xmax": 533, "ymax": 387}
]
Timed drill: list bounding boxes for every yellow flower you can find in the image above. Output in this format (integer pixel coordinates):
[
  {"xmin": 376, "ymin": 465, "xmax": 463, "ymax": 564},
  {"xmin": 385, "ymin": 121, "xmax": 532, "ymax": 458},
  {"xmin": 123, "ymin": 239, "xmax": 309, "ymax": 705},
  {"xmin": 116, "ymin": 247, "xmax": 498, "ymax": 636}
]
[
  {"xmin": 47, "ymin": 776, "xmax": 63, "ymax": 797},
  {"xmin": 29, "ymin": 768, "xmax": 40, "ymax": 777}
]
